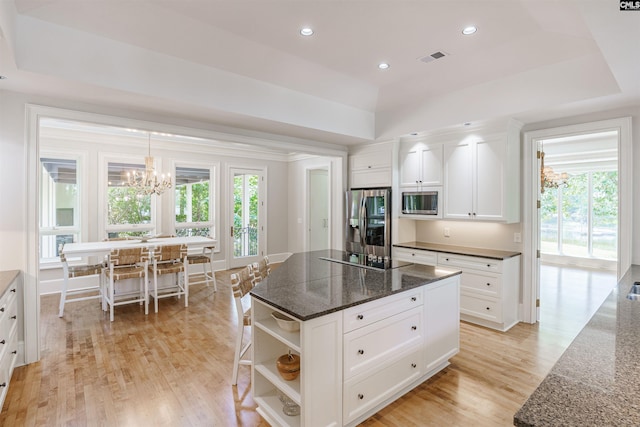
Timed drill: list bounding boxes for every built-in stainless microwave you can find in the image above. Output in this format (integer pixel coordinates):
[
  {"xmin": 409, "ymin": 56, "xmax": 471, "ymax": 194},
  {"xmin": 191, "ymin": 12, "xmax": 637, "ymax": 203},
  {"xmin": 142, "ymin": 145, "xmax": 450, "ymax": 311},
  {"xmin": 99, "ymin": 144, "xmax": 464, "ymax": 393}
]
[{"xmin": 402, "ymin": 191, "xmax": 438, "ymax": 215}]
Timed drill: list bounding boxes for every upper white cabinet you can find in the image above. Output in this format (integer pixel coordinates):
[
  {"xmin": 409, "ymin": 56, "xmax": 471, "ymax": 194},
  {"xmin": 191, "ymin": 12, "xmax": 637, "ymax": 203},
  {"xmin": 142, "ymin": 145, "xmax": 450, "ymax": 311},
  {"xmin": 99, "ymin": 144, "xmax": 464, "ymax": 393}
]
[
  {"xmin": 443, "ymin": 125, "xmax": 520, "ymax": 223},
  {"xmin": 399, "ymin": 143, "xmax": 443, "ymax": 188},
  {"xmin": 349, "ymin": 143, "xmax": 393, "ymax": 189}
]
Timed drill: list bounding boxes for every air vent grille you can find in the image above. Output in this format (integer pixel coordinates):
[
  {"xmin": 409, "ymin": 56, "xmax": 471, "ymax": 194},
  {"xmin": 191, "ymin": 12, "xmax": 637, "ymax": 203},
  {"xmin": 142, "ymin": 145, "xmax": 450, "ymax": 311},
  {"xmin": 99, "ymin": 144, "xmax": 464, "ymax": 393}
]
[{"xmin": 418, "ymin": 51, "xmax": 448, "ymax": 63}]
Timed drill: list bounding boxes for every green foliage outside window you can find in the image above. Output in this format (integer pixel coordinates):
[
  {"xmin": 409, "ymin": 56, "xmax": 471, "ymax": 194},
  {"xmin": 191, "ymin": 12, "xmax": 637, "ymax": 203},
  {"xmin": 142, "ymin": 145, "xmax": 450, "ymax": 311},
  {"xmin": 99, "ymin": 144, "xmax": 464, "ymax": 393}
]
[
  {"xmin": 107, "ymin": 187, "xmax": 151, "ymax": 225},
  {"xmin": 176, "ymin": 182, "xmax": 209, "ymax": 223}
]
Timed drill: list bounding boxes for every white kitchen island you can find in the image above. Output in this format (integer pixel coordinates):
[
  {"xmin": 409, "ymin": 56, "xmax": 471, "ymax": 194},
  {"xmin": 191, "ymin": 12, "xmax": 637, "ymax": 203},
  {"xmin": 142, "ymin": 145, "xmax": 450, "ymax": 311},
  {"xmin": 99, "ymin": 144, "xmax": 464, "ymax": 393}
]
[{"xmin": 250, "ymin": 250, "xmax": 461, "ymax": 427}]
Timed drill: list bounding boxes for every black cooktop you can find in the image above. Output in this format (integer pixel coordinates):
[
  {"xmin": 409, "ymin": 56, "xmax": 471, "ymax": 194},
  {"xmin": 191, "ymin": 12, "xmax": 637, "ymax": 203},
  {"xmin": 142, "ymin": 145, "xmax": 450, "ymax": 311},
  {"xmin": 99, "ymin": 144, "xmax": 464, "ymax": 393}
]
[{"xmin": 319, "ymin": 252, "xmax": 413, "ymax": 271}]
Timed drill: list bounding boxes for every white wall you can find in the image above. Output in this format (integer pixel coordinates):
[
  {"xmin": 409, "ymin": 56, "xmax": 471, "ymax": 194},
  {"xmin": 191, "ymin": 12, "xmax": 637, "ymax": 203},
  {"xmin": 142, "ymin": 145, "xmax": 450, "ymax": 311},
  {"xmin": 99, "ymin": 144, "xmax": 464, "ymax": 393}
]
[{"xmin": 412, "ymin": 220, "xmax": 523, "ymax": 253}]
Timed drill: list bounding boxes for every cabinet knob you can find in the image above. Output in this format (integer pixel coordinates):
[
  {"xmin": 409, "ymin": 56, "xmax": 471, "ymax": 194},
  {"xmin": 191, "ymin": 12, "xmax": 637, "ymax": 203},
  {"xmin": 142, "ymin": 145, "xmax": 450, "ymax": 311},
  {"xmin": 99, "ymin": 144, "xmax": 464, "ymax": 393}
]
[
  {"xmin": 468, "ymin": 212, "xmax": 472, "ymax": 216},
  {"xmin": 411, "ymin": 363, "xmax": 417, "ymax": 368},
  {"xmin": 11, "ymin": 350, "xmax": 17, "ymax": 355},
  {"xmin": 487, "ymin": 264, "xmax": 491, "ymax": 267},
  {"xmin": 358, "ymin": 349, "xmax": 364, "ymax": 355},
  {"xmin": 367, "ymin": 165, "xmax": 372, "ymax": 169},
  {"xmin": 357, "ymin": 314, "xmax": 364, "ymax": 320},
  {"xmin": 10, "ymin": 288, "xmax": 16, "ymax": 293},
  {"xmin": 411, "ymin": 253, "xmax": 415, "ymax": 256},
  {"xmin": 0, "ymin": 340, "xmax": 5, "ymax": 345},
  {"xmin": 0, "ymin": 308, "xmax": 4, "ymax": 312},
  {"xmin": 445, "ymin": 258, "xmax": 449, "ymax": 261},
  {"xmin": 0, "ymin": 383, "xmax": 6, "ymax": 388},
  {"xmin": 358, "ymin": 393, "xmax": 364, "ymax": 400},
  {"xmin": 486, "ymin": 307, "xmax": 491, "ymax": 311},
  {"xmin": 473, "ymin": 212, "xmax": 477, "ymax": 216},
  {"xmin": 486, "ymin": 283, "xmax": 491, "ymax": 287},
  {"xmin": 411, "ymin": 325, "xmax": 417, "ymax": 331},
  {"xmin": 411, "ymin": 296, "xmax": 417, "ymax": 302}
]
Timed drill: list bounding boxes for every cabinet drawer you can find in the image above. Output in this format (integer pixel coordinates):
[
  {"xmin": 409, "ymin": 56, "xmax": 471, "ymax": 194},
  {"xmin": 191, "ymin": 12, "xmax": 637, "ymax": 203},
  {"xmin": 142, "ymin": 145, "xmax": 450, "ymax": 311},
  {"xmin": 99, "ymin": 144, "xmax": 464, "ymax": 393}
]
[
  {"xmin": 343, "ymin": 289, "xmax": 422, "ymax": 332},
  {"xmin": 438, "ymin": 253, "xmax": 502, "ymax": 273},
  {"xmin": 344, "ymin": 306, "xmax": 423, "ymax": 379},
  {"xmin": 461, "ymin": 271, "xmax": 502, "ymax": 298},
  {"xmin": 344, "ymin": 347, "xmax": 423, "ymax": 424},
  {"xmin": 460, "ymin": 294, "xmax": 502, "ymax": 323},
  {"xmin": 393, "ymin": 247, "xmax": 437, "ymax": 266}
]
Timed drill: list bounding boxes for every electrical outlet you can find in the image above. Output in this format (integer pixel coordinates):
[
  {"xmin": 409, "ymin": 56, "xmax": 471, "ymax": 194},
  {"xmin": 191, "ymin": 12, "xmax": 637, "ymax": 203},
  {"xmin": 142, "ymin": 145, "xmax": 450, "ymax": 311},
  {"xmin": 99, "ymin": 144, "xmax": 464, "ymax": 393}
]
[
  {"xmin": 514, "ymin": 232, "xmax": 521, "ymax": 243},
  {"xmin": 444, "ymin": 227, "xmax": 450, "ymax": 237}
]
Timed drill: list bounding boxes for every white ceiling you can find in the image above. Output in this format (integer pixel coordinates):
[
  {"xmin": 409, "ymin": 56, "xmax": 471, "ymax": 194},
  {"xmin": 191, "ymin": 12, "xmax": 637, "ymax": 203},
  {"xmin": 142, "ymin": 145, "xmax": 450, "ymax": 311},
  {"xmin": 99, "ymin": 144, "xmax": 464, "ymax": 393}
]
[{"xmin": 1, "ymin": 0, "xmax": 639, "ymax": 147}]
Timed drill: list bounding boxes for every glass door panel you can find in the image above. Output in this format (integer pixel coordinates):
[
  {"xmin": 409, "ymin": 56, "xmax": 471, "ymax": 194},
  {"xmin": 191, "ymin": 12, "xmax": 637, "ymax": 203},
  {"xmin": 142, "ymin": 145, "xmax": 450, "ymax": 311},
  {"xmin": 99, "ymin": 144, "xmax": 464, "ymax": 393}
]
[{"xmin": 229, "ymin": 168, "xmax": 264, "ymax": 268}]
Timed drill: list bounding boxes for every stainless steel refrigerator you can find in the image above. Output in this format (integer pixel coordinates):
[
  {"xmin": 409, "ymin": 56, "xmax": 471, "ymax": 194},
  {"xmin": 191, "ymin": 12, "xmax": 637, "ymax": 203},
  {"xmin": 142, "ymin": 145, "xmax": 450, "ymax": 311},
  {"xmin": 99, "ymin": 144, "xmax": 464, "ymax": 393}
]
[{"xmin": 345, "ymin": 187, "xmax": 391, "ymax": 260}]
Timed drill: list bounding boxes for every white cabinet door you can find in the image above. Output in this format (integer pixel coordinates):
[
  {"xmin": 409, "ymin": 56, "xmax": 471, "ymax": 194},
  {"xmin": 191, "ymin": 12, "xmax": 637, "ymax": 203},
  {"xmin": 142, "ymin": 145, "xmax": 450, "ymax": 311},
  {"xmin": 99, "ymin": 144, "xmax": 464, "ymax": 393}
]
[
  {"xmin": 475, "ymin": 138, "xmax": 506, "ymax": 220},
  {"xmin": 399, "ymin": 143, "xmax": 443, "ymax": 188},
  {"xmin": 424, "ymin": 276, "xmax": 460, "ymax": 373},
  {"xmin": 399, "ymin": 146, "xmax": 421, "ymax": 187},
  {"xmin": 420, "ymin": 144, "xmax": 443, "ymax": 186},
  {"xmin": 443, "ymin": 140, "xmax": 473, "ymax": 219}
]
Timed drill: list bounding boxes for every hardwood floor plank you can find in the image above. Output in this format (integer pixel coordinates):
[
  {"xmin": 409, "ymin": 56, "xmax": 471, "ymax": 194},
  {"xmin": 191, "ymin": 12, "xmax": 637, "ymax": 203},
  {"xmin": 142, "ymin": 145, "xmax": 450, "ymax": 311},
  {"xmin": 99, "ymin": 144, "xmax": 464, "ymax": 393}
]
[{"xmin": 0, "ymin": 264, "xmax": 616, "ymax": 426}]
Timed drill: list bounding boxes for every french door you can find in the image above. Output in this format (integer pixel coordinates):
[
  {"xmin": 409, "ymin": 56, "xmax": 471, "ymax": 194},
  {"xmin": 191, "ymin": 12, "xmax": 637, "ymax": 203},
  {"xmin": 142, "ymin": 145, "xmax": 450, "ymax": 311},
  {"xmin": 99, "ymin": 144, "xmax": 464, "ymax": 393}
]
[{"xmin": 228, "ymin": 167, "xmax": 265, "ymax": 269}]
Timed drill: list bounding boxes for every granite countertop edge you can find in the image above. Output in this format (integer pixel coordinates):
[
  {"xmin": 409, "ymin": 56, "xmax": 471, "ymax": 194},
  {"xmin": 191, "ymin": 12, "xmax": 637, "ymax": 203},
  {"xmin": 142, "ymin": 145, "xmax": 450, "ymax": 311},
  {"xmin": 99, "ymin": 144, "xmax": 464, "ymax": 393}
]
[
  {"xmin": 513, "ymin": 264, "xmax": 640, "ymax": 426},
  {"xmin": 394, "ymin": 241, "xmax": 521, "ymax": 260},
  {"xmin": 252, "ymin": 268, "xmax": 461, "ymax": 322}
]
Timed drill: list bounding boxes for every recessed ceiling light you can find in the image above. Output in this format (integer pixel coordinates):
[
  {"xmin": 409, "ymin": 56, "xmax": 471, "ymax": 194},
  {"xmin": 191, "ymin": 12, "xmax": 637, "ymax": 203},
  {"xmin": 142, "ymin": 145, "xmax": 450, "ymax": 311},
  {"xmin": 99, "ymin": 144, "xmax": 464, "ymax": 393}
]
[
  {"xmin": 463, "ymin": 122, "xmax": 472, "ymax": 126},
  {"xmin": 0, "ymin": 75, "xmax": 6, "ymax": 80},
  {"xmin": 300, "ymin": 27, "xmax": 314, "ymax": 36},
  {"xmin": 462, "ymin": 26, "xmax": 477, "ymax": 35},
  {"xmin": 410, "ymin": 132, "xmax": 419, "ymax": 136},
  {"xmin": 378, "ymin": 63, "xmax": 390, "ymax": 70}
]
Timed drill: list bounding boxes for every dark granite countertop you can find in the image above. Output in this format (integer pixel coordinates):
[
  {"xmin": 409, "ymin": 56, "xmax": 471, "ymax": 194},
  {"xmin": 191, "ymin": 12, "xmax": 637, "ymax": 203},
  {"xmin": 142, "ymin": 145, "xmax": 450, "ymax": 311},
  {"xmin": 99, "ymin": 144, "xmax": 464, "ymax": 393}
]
[
  {"xmin": 514, "ymin": 264, "xmax": 640, "ymax": 426},
  {"xmin": 250, "ymin": 250, "xmax": 461, "ymax": 321},
  {"xmin": 394, "ymin": 241, "xmax": 521, "ymax": 260},
  {"xmin": 0, "ymin": 270, "xmax": 20, "ymax": 297}
]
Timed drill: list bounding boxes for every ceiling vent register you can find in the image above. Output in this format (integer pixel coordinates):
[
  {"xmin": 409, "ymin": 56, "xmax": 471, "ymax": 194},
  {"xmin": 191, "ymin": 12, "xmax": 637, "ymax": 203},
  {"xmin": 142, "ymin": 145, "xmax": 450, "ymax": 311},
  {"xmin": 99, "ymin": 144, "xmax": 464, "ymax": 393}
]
[{"xmin": 418, "ymin": 51, "xmax": 448, "ymax": 64}]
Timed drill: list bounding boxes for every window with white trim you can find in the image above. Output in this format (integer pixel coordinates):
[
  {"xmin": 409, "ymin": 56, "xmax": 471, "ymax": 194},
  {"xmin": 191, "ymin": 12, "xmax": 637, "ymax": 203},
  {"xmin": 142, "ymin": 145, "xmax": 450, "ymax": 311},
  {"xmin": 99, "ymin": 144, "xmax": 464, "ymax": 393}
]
[
  {"xmin": 106, "ymin": 161, "xmax": 155, "ymax": 238},
  {"xmin": 40, "ymin": 157, "xmax": 80, "ymax": 262},
  {"xmin": 174, "ymin": 165, "xmax": 215, "ymax": 238}
]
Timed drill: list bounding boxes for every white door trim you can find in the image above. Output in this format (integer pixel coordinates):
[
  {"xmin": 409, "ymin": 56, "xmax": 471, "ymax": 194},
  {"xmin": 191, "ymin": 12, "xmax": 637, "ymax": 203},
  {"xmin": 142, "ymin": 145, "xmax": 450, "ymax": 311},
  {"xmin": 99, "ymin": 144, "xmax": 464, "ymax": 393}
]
[{"xmin": 522, "ymin": 117, "xmax": 632, "ymax": 324}]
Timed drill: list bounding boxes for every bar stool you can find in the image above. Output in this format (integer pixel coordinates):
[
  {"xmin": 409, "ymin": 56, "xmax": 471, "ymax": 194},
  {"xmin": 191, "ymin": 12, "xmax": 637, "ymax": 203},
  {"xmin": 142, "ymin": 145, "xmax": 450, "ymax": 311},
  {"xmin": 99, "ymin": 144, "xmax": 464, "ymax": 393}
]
[
  {"xmin": 186, "ymin": 244, "xmax": 217, "ymax": 291},
  {"xmin": 231, "ymin": 264, "xmax": 256, "ymax": 385},
  {"xmin": 58, "ymin": 250, "xmax": 105, "ymax": 317},
  {"xmin": 148, "ymin": 244, "xmax": 189, "ymax": 313},
  {"xmin": 104, "ymin": 247, "xmax": 150, "ymax": 322}
]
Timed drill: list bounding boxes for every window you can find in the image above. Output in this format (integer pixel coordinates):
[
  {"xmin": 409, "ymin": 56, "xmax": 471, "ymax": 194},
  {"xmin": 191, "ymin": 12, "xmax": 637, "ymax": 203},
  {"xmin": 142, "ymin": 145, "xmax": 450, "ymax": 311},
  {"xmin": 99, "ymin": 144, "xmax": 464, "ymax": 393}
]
[
  {"xmin": 40, "ymin": 157, "xmax": 80, "ymax": 261},
  {"xmin": 541, "ymin": 171, "xmax": 617, "ymax": 260},
  {"xmin": 175, "ymin": 166, "xmax": 214, "ymax": 237},
  {"xmin": 106, "ymin": 162, "xmax": 154, "ymax": 238}
]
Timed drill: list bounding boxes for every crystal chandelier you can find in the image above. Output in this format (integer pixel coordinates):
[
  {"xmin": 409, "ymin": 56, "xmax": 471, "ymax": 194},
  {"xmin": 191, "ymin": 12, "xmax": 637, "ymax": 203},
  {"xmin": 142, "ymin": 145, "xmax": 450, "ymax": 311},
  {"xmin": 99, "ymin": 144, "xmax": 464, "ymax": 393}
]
[
  {"xmin": 126, "ymin": 133, "xmax": 172, "ymax": 196},
  {"xmin": 540, "ymin": 143, "xmax": 568, "ymax": 193}
]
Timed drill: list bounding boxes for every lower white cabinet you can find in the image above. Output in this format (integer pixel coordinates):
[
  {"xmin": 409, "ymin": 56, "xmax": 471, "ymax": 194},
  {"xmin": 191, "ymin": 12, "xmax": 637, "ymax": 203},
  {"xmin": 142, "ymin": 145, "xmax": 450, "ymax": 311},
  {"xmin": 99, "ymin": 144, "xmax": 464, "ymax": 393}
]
[
  {"xmin": 0, "ymin": 273, "xmax": 19, "ymax": 409},
  {"xmin": 251, "ymin": 275, "xmax": 460, "ymax": 427},
  {"xmin": 438, "ymin": 253, "xmax": 520, "ymax": 332},
  {"xmin": 392, "ymin": 247, "xmax": 438, "ymax": 266}
]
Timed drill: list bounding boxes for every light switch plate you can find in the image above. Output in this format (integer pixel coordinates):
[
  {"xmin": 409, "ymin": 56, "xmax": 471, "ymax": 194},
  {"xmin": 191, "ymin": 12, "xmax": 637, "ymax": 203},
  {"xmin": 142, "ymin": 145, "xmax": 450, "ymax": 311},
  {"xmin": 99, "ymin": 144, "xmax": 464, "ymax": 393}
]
[
  {"xmin": 444, "ymin": 227, "xmax": 450, "ymax": 237},
  {"xmin": 514, "ymin": 232, "xmax": 521, "ymax": 243}
]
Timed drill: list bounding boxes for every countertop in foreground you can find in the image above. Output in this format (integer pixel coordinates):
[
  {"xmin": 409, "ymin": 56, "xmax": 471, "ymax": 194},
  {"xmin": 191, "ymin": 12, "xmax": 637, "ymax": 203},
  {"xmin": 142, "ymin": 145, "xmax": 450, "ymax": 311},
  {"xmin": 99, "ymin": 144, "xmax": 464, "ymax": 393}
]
[
  {"xmin": 394, "ymin": 241, "xmax": 521, "ymax": 260},
  {"xmin": 250, "ymin": 250, "xmax": 460, "ymax": 321},
  {"xmin": 514, "ymin": 264, "xmax": 640, "ymax": 426}
]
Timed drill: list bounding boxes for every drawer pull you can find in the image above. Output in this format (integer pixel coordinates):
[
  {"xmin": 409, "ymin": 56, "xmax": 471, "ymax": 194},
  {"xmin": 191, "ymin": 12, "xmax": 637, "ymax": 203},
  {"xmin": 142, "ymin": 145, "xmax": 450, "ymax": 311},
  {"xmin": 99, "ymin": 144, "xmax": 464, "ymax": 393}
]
[
  {"xmin": 445, "ymin": 258, "xmax": 449, "ymax": 261},
  {"xmin": 486, "ymin": 282, "xmax": 491, "ymax": 286},
  {"xmin": 357, "ymin": 314, "xmax": 364, "ymax": 320},
  {"xmin": 411, "ymin": 363, "xmax": 417, "ymax": 368},
  {"xmin": 358, "ymin": 393, "xmax": 364, "ymax": 400},
  {"xmin": 411, "ymin": 253, "xmax": 415, "ymax": 256},
  {"xmin": 10, "ymin": 288, "xmax": 16, "ymax": 293},
  {"xmin": 0, "ymin": 308, "xmax": 4, "ymax": 312},
  {"xmin": 0, "ymin": 383, "xmax": 6, "ymax": 388},
  {"xmin": 11, "ymin": 315, "xmax": 16, "ymax": 320},
  {"xmin": 486, "ymin": 307, "xmax": 491, "ymax": 311},
  {"xmin": 487, "ymin": 264, "xmax": 491, "ymax": 267},
  {"xmin": 411, "ymin": 296, "xmax": 417, "ymax": 302},
  {"xmin": 358, "ymin": 349, "xmax": 364, "ymax": 355},
  {"xmin": 411, "ymin": 326, "xmax": 417, "ymax": 331},
  {"xmin": 0, "ymin": 340, "xmax": 5, "ymax": 345},
  {"xmin": 11, "ymin": 350, "xmax": 17, "ymax": 355}
]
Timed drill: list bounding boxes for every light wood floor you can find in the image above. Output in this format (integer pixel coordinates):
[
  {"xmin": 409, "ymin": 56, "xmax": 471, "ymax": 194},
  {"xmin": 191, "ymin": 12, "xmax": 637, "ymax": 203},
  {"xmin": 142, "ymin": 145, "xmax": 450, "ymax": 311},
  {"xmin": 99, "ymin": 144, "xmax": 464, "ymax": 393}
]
[{"xmin": 0, "ymin": 263, "xmax": 616, "ymax": 426}]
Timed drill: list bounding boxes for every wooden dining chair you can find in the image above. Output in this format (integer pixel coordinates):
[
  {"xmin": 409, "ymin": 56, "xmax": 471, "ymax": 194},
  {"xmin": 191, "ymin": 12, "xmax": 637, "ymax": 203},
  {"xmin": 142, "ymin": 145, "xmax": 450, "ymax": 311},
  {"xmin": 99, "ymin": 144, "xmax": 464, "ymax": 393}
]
[
  {"xmin": 231, "ymin": 264, "xmax": 256, "ymax": 385},
  {"xmin": 148, "ymin": 244, "xmax": 189, "ymax": 313},
  {"xmin": 251, "ymin": 255, "xmax": 271, "ymax": 285},
  {"xmin": 58, "ymin": 249, "xmax": 105, "ymax": 317},
  {"xmin": 104, "ymin": 246, "xmax": 150, "ymax": 322},
  {"xmin": 186, "ymin": 244, "xmax": 217, "ymax": 291}
]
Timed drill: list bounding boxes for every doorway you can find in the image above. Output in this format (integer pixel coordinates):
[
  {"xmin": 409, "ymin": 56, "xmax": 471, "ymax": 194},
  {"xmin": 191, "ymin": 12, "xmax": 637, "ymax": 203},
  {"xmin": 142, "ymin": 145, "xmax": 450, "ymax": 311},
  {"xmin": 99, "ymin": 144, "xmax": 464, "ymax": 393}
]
[
  {"xmin": 306, "ymin": 168, "xmax": 330, "ymax": 251},
  {"xmin": 522, "ymin": 117, "xmax": 632, "ymax": 324},
  {"xmin": 228, "ymin": 167, "xmax": 265, "ymax": 269}
]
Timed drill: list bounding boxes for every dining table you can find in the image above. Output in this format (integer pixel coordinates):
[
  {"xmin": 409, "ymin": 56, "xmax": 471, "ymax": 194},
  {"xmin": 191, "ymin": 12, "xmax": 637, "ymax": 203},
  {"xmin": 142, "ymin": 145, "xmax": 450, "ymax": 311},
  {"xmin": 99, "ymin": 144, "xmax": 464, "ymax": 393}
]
[{"xmin": 61, "ymin": 236, "xmax": 217, "ymax": 258}]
